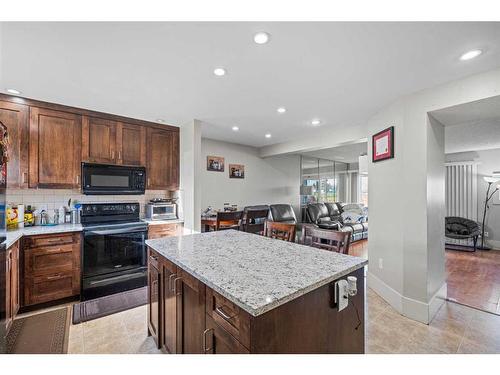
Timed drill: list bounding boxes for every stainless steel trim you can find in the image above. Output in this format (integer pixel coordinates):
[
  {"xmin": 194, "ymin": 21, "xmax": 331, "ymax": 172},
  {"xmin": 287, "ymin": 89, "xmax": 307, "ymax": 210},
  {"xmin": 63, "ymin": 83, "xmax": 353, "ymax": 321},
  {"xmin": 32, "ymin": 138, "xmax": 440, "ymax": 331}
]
[{"xmin": 85, "ymin": 226, "xmax": 147, "ymax": 235}]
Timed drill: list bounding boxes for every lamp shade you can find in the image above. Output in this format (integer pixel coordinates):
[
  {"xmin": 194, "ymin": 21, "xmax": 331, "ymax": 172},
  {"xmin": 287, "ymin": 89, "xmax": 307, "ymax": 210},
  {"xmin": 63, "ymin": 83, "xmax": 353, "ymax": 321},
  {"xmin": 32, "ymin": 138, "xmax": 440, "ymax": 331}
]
[{"xmin": 484, "ymin": 176, "xmax": 500, "ymax": 184}]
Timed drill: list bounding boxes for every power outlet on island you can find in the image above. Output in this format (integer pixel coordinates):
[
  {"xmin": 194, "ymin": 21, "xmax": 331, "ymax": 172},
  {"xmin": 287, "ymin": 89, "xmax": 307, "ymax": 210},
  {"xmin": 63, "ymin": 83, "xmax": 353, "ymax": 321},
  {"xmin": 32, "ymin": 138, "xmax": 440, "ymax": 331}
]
[{"xmin": 378, "ymin": 258, "xmax": 383, "ymax": 269}]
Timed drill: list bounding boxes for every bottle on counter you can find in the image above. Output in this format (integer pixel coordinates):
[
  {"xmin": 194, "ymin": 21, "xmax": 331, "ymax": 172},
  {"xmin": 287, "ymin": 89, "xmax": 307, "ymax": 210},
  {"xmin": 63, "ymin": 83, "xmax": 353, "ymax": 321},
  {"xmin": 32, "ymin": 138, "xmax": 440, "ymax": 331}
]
[
  {"xmin": 6, "ymin": 204, "xmax": 19, "ymax": 230},
  {"xmin": 24, "ymin": 205, "xmax": 34, "ymax": 227}
]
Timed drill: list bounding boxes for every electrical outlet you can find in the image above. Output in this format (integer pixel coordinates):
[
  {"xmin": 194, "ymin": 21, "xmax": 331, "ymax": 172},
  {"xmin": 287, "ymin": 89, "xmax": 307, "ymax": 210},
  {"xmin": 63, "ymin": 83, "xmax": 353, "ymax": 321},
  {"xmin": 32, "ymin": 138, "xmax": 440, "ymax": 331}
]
[
  {"xmin": 378, "ymin": 258, "xmax": 383, "ymax": 269},
  {"xmin": 484, "ymin": 231, "xmax": 489, "ymax": 237}
]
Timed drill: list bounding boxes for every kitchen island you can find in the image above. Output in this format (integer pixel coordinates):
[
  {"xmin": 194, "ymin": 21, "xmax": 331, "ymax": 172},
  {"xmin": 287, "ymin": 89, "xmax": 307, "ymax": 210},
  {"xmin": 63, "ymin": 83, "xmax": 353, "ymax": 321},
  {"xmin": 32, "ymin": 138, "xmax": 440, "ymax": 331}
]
[{"xmin": 145, "ymin": 230, "xmax": 368, "ymax": 354}]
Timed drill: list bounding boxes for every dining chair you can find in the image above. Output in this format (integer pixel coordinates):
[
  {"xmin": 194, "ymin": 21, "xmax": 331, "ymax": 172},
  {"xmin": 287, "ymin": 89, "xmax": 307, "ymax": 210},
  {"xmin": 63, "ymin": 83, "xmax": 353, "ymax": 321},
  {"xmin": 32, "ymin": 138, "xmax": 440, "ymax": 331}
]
[
  {"xmin": 303, "ymin": 226, "xmax": 351, "ymax": 254},
  {"xmin": 263, "ymin": 220, "xmax": 296, "ymax": 242},
  {"xmin": 215, "ymin": 211, "xmax": 243, "ymax": 231},
  {"xmin": 240, "ymin": 206, "xmax": 270, "ymax": 234}
]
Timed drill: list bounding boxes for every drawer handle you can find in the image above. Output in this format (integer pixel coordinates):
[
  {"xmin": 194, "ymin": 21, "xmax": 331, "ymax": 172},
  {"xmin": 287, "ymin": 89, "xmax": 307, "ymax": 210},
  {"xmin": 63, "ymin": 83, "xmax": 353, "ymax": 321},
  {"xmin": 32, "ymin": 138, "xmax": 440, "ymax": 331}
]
[
  {"xmin": 168, "ymin": 273, "xmax": 176, "ymax": 292},
  {"xmin": 46, "ymin": 274, "xmax": 62, "ymax": 280},
  {"xmin": 173, "ymin": 277, "xmax": 182, "ymax": 296},
  {"xmin": 215, "ymin": 306, "xmax": 234, "ymax": 321},
  {"xmin": 202, "ymin": 328, "xmax": 213, "ymax": 353},
  {"xmin": 149, "ymin": 255, "xmax": 158, "ymax": 262},
  {"xmin": 46, "ymin": 239, "xmax": 64, "ymax": 243}
]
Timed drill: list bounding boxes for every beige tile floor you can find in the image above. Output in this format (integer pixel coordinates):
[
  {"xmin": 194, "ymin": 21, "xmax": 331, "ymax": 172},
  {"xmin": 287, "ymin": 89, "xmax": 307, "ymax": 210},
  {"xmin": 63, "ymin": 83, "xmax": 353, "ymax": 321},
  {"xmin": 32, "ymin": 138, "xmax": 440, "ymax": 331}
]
[{"xmin": 66, "ymin": 288, "xmax": 500, "ymax": 354}]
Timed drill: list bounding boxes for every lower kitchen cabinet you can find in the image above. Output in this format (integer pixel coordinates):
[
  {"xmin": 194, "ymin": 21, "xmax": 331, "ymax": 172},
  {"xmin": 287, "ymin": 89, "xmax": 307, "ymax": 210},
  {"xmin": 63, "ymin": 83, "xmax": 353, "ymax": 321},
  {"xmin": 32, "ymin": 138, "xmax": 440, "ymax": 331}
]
[
  {"xmin": 5, "ymin": 240, "xmax": 20, "ymax": 333},
  {"xmin": 23, "ymin": 232, "xmax": 81, "ymax": 306},
  {"xmin": 147, "ymin": 246, "xmax": 365, "ymax": 354},
  {"xmin": 147, "ymin": 223, "xmax": 182, "ymax": 240},
  {"xmin": 147, "ymin": 249, "xmax": 162, "ymax": 348}
]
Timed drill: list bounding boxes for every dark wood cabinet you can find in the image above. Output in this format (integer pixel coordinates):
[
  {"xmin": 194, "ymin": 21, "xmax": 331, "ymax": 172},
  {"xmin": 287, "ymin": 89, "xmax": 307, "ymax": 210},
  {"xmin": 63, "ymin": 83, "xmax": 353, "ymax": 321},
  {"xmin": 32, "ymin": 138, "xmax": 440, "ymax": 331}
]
[
  {"xmin": 5, "ymin": 240, "xmax": 20, "ymax": 333},
  {"xmin": 204, "ymin": 315, "xmax": 250, "ymax": 354},
  {"xmin": 147, "ymin": 250, "xmax": 162, "ymax": 348},
  {"xmin": 23, "ymin": 232, "xmax": 81, "ymax": 306},
  {"xmin": 117, "ymin": 122, "xmax": 146, "ymax": 166},
  {"xmin": 148, "ymin": 223, "xmax": 182, "ymax": 240},
  {"xmin": 82, "ymin": 118, "xmax": 146, "ymax": 166},
  {"xmin": 161, "ymin": 260, "xmax": 178, "ymax": 354},
  {"xmin": 146, "ymin": 127, "xmax": 179, "ymax": 190},
  {"xmin": 82, "ymin": 116, "xmax": 117, "ymax": 164},
  {"xmin": 29, "ymin": 107, "xmax": 82, "ymax": 188},
  {"xmin": 0, "ymin": 101, "xmax": 29, "ymax": 188}
]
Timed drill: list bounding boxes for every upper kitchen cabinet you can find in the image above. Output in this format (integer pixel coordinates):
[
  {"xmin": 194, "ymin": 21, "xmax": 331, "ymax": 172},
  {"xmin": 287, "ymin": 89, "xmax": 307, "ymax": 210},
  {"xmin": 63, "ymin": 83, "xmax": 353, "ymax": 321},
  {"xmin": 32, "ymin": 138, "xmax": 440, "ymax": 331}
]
[
  {"xmin": 0, "ymin": 101, "xmax": 29, "ymax": 188},
  {"xmin": 146, "ymin": 127, "xmax": 179, "ymax": 190},
  {"xmin": 29, "ymin": 107, "xmax": 82, "ymax": 188},
  {"xmin": 82, "ymin": 116, "xmax": 117, "ymax": 164},
  {"xmin": 82, "ymin": 119, "xmax": 146, "ymax": 166},
  {"xmin": 116, "ymin": 122, "xmax": 146, "ymax": 166}
]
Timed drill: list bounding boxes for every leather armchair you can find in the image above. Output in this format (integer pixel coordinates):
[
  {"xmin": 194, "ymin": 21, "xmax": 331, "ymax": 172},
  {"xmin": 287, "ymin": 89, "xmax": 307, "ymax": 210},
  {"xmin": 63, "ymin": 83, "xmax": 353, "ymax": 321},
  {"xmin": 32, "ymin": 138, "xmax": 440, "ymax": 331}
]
[{"xmin": 269, "ymin": 204, "xmax": 297, "ymax": 224}]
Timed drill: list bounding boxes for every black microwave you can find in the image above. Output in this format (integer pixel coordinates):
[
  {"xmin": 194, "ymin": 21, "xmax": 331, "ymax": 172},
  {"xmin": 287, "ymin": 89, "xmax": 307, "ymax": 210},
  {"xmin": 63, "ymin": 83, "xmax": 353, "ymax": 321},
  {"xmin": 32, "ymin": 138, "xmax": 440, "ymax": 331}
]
[{"xmin": 81, "ymin": 163, "xmax": 146, "ymax": 195}]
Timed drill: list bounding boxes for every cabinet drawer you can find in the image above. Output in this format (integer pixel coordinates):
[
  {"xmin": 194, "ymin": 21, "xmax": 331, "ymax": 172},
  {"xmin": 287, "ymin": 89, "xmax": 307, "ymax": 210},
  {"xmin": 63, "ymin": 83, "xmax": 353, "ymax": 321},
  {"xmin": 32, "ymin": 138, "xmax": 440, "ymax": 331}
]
[
  {"xmin": 204, "ymin": 315, "xmax": 250, "ymax": 354},
  {"xmin": 205, "ymin": 288, "xmax": 250, "ymax": 349},
  {"xmin": 25, "ymin": 244, "xmax": 77, "ymax": 276},
  {"xmin": 148, "ymin": 224, "xmax": 180, "ymax": 239},
  {"xmin": 26, "ymin": 271, "xmax": 77, "ymax": 305},
  {"xmin": 24, "ymin": 233, "xmax": 76, "ymax": 248}
]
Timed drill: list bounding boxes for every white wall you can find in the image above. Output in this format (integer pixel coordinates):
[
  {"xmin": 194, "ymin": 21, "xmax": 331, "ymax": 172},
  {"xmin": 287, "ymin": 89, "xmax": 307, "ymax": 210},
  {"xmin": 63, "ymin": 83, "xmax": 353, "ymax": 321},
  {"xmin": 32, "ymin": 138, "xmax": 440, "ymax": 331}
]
[
  {"xmin": 201, "ymin": 138, "xmax": 300, "ymax": 217},
  {"xmin": 445, "ymin": 119, "xmax": 500, "ymax": 154},
  {"xmin": 180, "ymin": 120, "xmax": 202, "ymax": 233},
  {"xmin": 446, "ymin": 148, "xmax": 500, "ymax": 249}
]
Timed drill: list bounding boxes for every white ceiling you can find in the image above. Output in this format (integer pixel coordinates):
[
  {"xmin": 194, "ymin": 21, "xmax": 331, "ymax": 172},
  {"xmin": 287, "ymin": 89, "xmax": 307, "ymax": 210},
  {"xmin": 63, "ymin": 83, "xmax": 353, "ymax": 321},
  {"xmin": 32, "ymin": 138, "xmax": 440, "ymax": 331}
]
[
  {"xmin": 431, "ymin": 95, "xmax": 500, "ymax": 154},
  {"xmin": 1, "ymin": 22, "xmax": 500, "ymax": 147},
  {"xmin": 301, "ymin": 142, "xmax": 367, "ymax": 163}
]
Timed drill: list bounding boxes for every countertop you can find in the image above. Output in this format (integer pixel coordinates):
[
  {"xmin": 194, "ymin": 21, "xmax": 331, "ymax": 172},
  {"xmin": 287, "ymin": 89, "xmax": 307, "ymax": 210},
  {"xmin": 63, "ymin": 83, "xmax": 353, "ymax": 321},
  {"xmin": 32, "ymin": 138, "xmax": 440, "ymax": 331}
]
[
  {"xmin": 146, "ymin": 230, "xmax": 367, "ymax": 317},
  {"xmin": 5, "ymin": 218, "xmax": 185, "ymax": 248}
]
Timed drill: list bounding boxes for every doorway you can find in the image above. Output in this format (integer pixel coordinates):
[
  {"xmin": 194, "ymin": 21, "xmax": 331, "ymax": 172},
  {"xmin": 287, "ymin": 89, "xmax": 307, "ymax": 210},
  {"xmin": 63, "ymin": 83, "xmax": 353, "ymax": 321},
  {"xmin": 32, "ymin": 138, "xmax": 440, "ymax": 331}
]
[{"xmin": 430, "ymin": 95, "xmax": 500, "ymax": 315}]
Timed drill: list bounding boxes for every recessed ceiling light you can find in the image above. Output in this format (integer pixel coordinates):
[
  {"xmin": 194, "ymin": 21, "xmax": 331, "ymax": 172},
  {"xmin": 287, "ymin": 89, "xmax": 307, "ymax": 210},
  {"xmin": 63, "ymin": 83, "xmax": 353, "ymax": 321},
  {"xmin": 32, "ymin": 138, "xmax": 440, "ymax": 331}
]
[
  {"xmin": 277, "ymin": 107, "xmax": 286, "ymax": 114},
  {"xmin": 156, "ymin": 119, "xmax": 165, "ymax": 123},
  {"xmin": 213, "ymin": 68, "xmax": 226, "ymax": 76},
  {"xmin": 265, "ymin": 133, "xmax": 272, "ymax": 139},
  {"xmin": 232, "ymin": 126, "xmax": 239, "ymax": 131},
  {"xmin": 311, "ymin": 119, "xmax": 321, "ymax": 126},
  {"xmin": 6, "ymin": 88, "xmax": 21, "ymax": 95},
  {"xmin": 460, "ymin": 49, "xmax": 482, "ymax": 61},
  {"xmin": 254, "ymin": 32, "xmax": 270, "ymax": 45}
]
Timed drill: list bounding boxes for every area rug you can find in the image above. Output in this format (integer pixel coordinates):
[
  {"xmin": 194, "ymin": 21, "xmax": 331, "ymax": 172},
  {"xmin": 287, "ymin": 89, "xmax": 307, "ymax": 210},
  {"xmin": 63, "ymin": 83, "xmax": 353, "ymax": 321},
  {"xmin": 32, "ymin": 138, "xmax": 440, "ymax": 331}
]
[
  {"xmin": 6, "ymin": 307, "xmax": 71, "ymax": 354},
  {"xmin": 72, "ymin": 286, "xmax": 147, "ymax": 324}
]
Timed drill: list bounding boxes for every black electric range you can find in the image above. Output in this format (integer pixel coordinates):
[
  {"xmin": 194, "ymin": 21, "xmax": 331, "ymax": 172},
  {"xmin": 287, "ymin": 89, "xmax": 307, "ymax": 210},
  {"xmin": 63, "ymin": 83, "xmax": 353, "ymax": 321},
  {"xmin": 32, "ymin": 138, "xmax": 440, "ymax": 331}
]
[{"xmin": 81, "ymin": 202, "xmax": 148, "ymax": 301}]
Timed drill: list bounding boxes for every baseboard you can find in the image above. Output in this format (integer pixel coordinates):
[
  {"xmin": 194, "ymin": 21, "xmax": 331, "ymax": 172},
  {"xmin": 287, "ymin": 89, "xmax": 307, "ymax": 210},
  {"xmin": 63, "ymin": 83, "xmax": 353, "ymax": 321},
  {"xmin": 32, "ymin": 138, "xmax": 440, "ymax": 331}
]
[
  {"xmin": 486, "ymin": 239, "xmax": 500, "ymax": 250},
  {"xmin": 367, "ymin": 272, "xmax": 447, "ymax": 324}
]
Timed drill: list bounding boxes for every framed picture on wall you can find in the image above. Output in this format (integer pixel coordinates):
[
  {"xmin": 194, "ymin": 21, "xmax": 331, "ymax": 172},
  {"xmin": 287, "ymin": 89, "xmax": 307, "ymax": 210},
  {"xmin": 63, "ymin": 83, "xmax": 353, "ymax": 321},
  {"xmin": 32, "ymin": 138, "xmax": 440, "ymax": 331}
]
[
  {"xmin": 372, "ymin": 126, "xmax": 394, "ymax": 162},
  {"xmin": 229, "ymin": 164, "xmax": 245, "ymax": 179},
  {"xmin": 207, "ymin": 155, "xmax": 225, "ymax": 172}
]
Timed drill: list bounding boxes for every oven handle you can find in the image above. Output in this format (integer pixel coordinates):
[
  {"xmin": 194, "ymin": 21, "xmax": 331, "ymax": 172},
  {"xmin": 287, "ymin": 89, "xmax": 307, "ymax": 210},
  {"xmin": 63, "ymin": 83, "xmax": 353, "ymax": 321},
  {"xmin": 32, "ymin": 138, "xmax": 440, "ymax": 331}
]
[{"xmin": 84, "ymin": 227, "xmax": 147, "ymax": 235}]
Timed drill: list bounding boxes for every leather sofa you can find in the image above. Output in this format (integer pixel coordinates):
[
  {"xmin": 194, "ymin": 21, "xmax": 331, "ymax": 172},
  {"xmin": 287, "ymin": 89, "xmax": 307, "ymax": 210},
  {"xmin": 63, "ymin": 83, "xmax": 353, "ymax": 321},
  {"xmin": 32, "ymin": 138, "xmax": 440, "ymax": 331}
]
[
  {"xmin": 305, "ymin": 203, "xmax": 341, "ymax": 230},
  {"xmin": 304, "ymin": 202, "xmax": 368, "ymax": 242}
]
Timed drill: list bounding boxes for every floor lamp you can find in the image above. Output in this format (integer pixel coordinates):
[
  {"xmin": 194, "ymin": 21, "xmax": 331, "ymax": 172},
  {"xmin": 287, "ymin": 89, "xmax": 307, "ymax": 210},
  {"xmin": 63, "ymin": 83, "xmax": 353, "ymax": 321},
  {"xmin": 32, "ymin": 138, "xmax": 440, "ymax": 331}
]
[{"xmin": 480, "ymin": 176, "xmax": 500, "ymax": 250}]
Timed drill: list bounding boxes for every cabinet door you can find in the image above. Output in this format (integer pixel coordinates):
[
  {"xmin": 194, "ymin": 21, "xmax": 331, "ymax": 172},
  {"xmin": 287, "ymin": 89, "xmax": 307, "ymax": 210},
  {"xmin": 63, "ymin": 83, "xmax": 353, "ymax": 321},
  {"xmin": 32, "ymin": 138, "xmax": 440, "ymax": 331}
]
[
  {"xmin": 5, "ymin": 249, "xmax": 12, "ymax": 332},
  {"xmin": 177, "ymin": 269, "xmax": 205, "ymax": 354},
  {"xmin": 204, "ymin": 315, "xmax": 250, "ymax": 354},
  {"xmin": 82, "ymin": 116, "xmax": 117, "ymax": 164},
  {"xmin": 162, "ymin": 261, "xmax": 178, "ymax": 353},
  {"xmin": 146, "ymin": 128, "xmax": 179, "ymax": 190},
  {"xmin": 0, "ymin": 101, "xmax": 29, "ymax": 188},
  {"xmin": 117, "ymin": 123, "xmax": 146, "ymax": 166},
  {"xmin": 147, "ymin": 251, "xmax": 162, "ymax": 348},
  {"xmin": 29, "ymin": 107, "xmax": 82, "ymax": 188},
  {"xmin": 11, "ymin": 243, "xmax": 20, "ymax": 317}
]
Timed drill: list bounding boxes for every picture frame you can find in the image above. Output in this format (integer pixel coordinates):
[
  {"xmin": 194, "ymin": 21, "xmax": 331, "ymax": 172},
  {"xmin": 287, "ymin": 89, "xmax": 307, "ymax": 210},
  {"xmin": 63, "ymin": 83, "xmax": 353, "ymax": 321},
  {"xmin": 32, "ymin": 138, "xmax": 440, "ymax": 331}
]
[
  {"xmin": 206, "ymin": 155, "xmax": 225, "ymax": 172},
  {"xmin": 372, "ymin": 126, "xmax": 394, "ymax": 162},
  {"xmin": 229, "ymin": 164, "xmax": 245, "ymax": 179}
]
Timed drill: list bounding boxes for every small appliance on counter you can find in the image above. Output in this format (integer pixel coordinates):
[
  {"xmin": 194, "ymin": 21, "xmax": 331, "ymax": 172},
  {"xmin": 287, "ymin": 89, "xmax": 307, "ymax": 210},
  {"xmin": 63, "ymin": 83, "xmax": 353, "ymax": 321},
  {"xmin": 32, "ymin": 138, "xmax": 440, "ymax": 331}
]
[{"xmin": 145, "ymin": 198, "xmax": 177, "ymax": 220}]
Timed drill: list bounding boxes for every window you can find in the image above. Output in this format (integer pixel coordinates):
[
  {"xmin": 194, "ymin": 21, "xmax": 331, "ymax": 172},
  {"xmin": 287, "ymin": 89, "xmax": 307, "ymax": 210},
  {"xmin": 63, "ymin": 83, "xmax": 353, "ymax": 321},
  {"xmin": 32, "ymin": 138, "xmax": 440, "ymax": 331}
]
[{"xmin": 359, "ymin": 174, "xmax": 368, "ymax": 206}]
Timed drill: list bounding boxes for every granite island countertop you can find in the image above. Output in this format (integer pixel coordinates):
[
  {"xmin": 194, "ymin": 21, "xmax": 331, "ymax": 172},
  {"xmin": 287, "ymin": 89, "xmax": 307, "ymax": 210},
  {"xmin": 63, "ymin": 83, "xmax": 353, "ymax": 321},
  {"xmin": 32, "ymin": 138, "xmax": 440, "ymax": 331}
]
[{"xmin": 146, "ymin": 230, "xmax": 367, "ymax": 317}]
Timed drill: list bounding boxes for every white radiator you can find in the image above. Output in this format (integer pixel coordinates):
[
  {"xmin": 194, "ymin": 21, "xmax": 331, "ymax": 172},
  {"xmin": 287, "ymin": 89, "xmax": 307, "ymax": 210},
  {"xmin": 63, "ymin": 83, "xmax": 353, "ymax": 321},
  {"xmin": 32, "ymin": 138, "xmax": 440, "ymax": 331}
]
[{"xmin": 445, "ymin": 161, "xmax": 478, "ymax": 246}]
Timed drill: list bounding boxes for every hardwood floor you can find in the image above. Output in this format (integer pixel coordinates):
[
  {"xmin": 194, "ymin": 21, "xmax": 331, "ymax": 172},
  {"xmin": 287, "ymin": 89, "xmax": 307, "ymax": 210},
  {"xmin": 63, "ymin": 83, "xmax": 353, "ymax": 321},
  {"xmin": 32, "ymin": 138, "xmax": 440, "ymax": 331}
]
[
  {"xmin": 446, "ymin": 249, "xmax": 500, "ymax": 315},
  {"xmin": 349, "ymin": 239, "xmax": 368, "ymax": 259}
]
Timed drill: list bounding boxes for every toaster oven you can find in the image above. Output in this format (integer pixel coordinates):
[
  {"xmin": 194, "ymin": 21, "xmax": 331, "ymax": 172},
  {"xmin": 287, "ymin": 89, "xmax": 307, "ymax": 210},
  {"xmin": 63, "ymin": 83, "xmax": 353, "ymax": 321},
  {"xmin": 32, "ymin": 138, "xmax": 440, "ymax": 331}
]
[{"xmin": 145, "ymin": 203, "xmax": 177, "ymax": 220}]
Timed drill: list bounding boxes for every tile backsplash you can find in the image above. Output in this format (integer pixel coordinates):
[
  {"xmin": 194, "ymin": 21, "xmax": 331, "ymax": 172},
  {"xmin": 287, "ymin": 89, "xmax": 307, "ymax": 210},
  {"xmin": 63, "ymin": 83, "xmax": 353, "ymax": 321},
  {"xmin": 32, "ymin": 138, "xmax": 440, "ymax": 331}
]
[{"xmin": 6, "ymin": 189, "xmax": 173, "ymax": 218}]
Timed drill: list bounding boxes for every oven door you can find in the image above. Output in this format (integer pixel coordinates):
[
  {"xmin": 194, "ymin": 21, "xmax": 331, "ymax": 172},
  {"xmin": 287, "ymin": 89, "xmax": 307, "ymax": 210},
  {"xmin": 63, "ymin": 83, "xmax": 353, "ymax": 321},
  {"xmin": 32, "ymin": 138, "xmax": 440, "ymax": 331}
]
[
  {"xmin": 83, "ymin": 225, "xmax": 147, "ymax": 279},
  {"xmin": 81, "ymin": 163, "xmax": 146, "ymax": 195}
]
